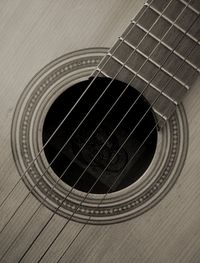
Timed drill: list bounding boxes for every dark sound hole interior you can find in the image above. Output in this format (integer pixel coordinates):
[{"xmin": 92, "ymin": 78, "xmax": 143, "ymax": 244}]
[{"xmin": 42, "ymin": 77, "xmax": 158, "ymax": 194}]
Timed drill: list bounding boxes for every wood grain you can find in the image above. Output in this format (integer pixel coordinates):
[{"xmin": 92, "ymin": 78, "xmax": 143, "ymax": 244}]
[{"xmin": 0, "ymin": 1, "xmax": 199, "ymax": 262}]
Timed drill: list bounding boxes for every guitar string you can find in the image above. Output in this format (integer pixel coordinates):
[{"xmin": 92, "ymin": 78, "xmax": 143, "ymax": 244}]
[
  {"xmin": 39, "ymin": 15, "xmax": 200, "ymax": 263},
  {"xmin": 0, "ymin": 0, "xmax": 193, "ymax": 260},
  {"xmin": 11, "ymin": 2, "xmax": 198, "ymax": 263},
  {"xmin": 0, "ymin": 0, "xmax": 152, "ymax": 210},
  {"xmin": 0, "ymin": 0, "xmax": 178, "ymax": 253},
  {"xmin": 0, "ymin": 0, "xmax": 160, "ymax": 234}
]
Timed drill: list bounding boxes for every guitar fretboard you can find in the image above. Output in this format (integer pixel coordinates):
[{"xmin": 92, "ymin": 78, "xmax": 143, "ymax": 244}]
[{"xmin": 93, "ymin": 0, "xmax": 200, "ymax": 122}]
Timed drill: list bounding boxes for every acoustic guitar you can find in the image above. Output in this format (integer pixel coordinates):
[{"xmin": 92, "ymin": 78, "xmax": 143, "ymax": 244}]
[{"xmin": 0, "ymin": 0, "xmax": 200, "ymax": 262}]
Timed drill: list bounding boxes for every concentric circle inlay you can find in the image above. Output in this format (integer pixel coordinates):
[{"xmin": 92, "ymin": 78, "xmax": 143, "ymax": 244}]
[{"xmin": 11, "ymin": 48, "xmax": 188, "ymax": 224}]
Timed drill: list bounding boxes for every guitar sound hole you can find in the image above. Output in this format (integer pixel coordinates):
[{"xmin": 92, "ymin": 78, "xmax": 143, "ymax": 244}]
[{"xmin": 42, "ymin": 78, "xmax": 157, "ymax": 194}]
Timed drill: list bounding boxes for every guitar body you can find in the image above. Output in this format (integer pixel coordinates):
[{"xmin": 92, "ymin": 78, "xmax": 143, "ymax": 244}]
[{"xmin": 0, "ymin": 1, "xmax": 200, "ymax": 262}]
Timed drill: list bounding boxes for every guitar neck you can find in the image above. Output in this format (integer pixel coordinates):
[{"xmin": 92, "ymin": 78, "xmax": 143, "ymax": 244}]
[{"xmin": 93, "ymin": 0, "xmax": 200, "ymax": 122}]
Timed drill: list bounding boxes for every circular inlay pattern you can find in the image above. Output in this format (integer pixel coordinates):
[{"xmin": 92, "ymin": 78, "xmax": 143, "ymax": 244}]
[{"xmin": 11, "ymin": 48, "xmax": 188, "ymax": 224}]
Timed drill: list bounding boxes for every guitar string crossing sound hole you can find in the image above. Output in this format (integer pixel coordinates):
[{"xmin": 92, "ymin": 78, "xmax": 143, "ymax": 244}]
[{"xmin": 42, "ymin": 78, "xmax": 157, "ymax": 194}]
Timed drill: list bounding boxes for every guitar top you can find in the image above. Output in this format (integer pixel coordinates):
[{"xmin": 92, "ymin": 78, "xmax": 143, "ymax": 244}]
[{"xmin": 0, "ymin": 1, "xmax": 200, "ymax": 262}]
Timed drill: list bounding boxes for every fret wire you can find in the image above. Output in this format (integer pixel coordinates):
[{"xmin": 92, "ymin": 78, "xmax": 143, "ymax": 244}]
[
  {"xmin": 144, "ymin": 2, "xmax": 199, "ymax": 42},
  {"xmin": 132, "ymin": 21, "xmax": 200, "ymax": 72},
  {"xmin": 107, "ymin": 52, "xmax": 178, "ymax": 105},
  {"xmin": 118, "ymin": 37, "xmax": 190, "ymax": 90},
  {"xmin": 152, "ymin": 107, "xmax": 168, "ymax": 120},
  {"xmin": 96, "ymin": 67, "xmax": 110, "ymax": 78},
  {"xmin": 179, "ymin": 0, "xmax": 200, "ymax": 14}
]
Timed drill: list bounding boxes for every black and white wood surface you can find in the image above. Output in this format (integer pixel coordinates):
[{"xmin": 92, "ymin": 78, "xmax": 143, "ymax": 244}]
[{"xmin": 0, "ymin": 1, "xmax": 200, "ymax": 262}]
